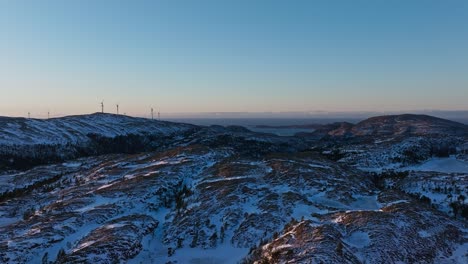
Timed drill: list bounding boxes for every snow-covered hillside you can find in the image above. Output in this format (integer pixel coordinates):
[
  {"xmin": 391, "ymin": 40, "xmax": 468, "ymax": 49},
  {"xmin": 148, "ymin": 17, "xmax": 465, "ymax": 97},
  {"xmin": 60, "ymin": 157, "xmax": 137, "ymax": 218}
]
[
  {"xmin": 1, "ymin": 145, "xmax": 467, "ymax": 263},
  {"xmin": 0, "ymin": 113, "xmax": 467, "ymax": 263},
  {"xmin": 0, "ymin": 113, "xmax": 194, "ymax": 146},
  {"xmin": 0, "ymin": 113, "xmax": 197, "ymax": 169}
]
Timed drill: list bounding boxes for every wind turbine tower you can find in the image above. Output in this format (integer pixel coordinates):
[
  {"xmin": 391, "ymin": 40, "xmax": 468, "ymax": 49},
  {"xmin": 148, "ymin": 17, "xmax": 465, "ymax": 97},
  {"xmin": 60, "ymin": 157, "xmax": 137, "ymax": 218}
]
[
  {"xmin": 101, "ymin": 101, "xmax": 104, "ymax": 113},
  {"xmin": 151, "ymin": 108, "xmax": 154, "ymax": 120},
  {"xmin": 116, "ymin": 104, "xmax": 119, "ymax": 114},
  {"xmin": 158, "ymin": 110, "xmax": 160, "ymax": 120},
  {"xmin": 28, "ymin": 112, "xmax": 30, "ymax": 119}
]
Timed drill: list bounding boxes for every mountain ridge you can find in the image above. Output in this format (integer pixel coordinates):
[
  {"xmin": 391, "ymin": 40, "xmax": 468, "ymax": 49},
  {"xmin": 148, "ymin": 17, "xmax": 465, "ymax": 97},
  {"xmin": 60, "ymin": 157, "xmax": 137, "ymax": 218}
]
[
  {"xmin": 0, "ymin": 113, "xmax": 198, "ymax": 169},
  {"xmin": 309, "ymin": 114, "xmax": 468, "ymax": 138}
]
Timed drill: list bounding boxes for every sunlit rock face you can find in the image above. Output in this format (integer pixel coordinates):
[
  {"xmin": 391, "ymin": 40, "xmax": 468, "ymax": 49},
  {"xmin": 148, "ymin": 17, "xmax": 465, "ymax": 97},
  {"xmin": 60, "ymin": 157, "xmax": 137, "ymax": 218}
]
[{"xmin": 0, "ymin": 114, "xmax": 467, "ymax": 263}]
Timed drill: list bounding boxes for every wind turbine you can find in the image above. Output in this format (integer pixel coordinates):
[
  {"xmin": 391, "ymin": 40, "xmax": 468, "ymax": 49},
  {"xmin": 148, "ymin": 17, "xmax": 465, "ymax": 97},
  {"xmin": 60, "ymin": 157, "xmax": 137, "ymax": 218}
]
[
  {"xmin": 158, "ymin": 110, "xmax": 160, "ymax": 120},
  {"xmin": 116, "ymin": 103, "xmax": 119, "ymax": 115},
  {"xmin": 101, "ymin": 100, "xmax": 104, "ymax": 113},
  {"xmin": 151, "ymin": 108, "xmax": 154, "ymax": 120},
  {"xmin": 28, "ymin": 112, "xmax": 30, "ymax": 119}
]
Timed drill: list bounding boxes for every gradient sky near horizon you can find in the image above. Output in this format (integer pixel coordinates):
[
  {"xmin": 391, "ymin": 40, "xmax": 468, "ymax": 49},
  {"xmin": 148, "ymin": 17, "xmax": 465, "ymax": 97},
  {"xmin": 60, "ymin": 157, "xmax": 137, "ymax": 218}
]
[{"xmin": 1, "ymin": 0, "xmax": 468, "ymax": 117}]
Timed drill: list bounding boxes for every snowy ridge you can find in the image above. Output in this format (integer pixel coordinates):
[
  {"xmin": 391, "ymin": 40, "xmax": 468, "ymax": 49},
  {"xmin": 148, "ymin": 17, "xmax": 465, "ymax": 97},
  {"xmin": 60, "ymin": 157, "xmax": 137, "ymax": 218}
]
[
  {"xmin": 0, "ymin": 113, "xmax": 198, "ymax": 169},
  {"xmin": 0, "ymin": 113, "xmax": 194, "ymax": 146}
]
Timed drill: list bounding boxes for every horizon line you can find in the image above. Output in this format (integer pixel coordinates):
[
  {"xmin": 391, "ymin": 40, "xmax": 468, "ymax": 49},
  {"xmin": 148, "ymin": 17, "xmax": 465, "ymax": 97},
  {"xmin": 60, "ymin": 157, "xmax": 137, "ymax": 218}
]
[{"xmin": 3, "ymin": 109, "xmax": 468, "ymax": 119}]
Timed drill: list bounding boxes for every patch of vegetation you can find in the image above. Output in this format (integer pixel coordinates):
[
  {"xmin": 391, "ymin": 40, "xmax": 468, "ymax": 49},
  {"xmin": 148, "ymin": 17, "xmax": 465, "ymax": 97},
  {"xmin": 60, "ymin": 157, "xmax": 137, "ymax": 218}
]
[
  {"xmin": 449, "ymin": 198, "xmax": 468, "ymax": 220},
  {"xmin": 0, "ymin": 131, "xmax": 189, "ymax": 170},
  {"xmin": 0, "ymin": 173, "xmax": 63, "ymax": 203},
  {"xmin": 325, "ymin": 148, "xmax": 345, "ymax": 162},
  {"xmin": 174, "ymin": 183, "xmax": 192, "ymax": 210},
  {"xmin": 371, "ymin": 170, "xmax": 409, "ymax": 189}
]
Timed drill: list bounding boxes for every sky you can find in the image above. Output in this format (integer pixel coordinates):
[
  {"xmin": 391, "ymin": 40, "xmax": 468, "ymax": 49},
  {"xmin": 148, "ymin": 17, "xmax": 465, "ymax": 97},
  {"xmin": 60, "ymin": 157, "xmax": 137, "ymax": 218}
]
[{"xmin": 0, "ymin": 0, "xmax": 467, "ymax": 118}]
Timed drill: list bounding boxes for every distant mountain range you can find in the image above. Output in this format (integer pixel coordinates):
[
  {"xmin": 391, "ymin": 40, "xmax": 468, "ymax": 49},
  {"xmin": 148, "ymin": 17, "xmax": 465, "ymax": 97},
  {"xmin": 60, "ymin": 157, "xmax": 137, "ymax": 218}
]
[
  {"xmin": 260, "ymin": 114, "xmax": 468, "ymax": 137},
  {"xmin": 164, "ymin": 110, "xmax": 468, "ymax": 124},
  {"xmin": 313, "ymin": 114, "xmax": 468, "ymax": 137}
]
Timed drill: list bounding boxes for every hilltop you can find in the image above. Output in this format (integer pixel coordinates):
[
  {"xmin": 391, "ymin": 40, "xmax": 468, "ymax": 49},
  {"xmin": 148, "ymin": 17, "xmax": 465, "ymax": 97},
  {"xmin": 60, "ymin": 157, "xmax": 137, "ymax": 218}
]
[
  {"xmin": 0, "ymin": 113, "xmax": 197, "ymax": 169},
  {"xmin": 312, "ymin": 114, "xmax": 468, "ymax": 138},
  {"xmin": 0, "ymin": 113, "xmax": 196, "ymax": 146},
  {"xmin": 351, "ymin": 114, "xmax": 468, "ymax": 136}
]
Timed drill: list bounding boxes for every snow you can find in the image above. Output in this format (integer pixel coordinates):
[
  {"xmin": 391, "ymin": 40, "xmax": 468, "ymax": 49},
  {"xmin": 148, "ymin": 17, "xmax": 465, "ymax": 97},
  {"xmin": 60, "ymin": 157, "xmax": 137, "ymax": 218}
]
[
  {"xmin": 344, "ymin": 231, "xmax": 371, "ymax": 248},
  {"xmin": 418, "ymin": 230, "xmax": 431, "ymax": 238},
  {"xmin": 62, "ymin": 162, "xmax": 82, "ymax": 168},
  {"xmin": 357, "ymin": 162, "xmax": 402, "ymax": 173},
  {"xmin": 74, "ymin": 196, "xmax": 115, "ymax": 213},
  {"xmin": 385, "ymin": 200, "xmax": 409, "ymax": 206},
  {"xmin": 0, "ymin": 217, "xmax": 19, "ymax": 228},
  {"xmin": 308, "ymin": 164, "xmax": 331, "ymax": 169},
  {"xmin": 39, "ymin": 221, "xmax": 105, "ymax": 263},
  {"xmin": 403, "ymin": 157, "xmax": 468, "ymax": 173},
  {"xmin": 374, "ymin": 138, "xmax": 395, "ymax": 144},
  {"xmin": 26, "ymin": 228, "xmax": 41, "ymax": 236},
  {"xmin": 162, "ymin": 244, "xmax": 249, "ymax": 264},
  {"xmin": 104, "ymin": 224, "xmax": 126, "ymax": 229},
  {"xmin": 241, "ymin": 196, "xmax": 260, "ymax": 214},
  {"xmin": 124, "ymin": 174, "xmax": 137, "ymax": 180},
  {"xmin": 291, "ymin": 203, "xmax": 326, "ymax": 220},
  {"xmin": 73, "ymin": 240, "xmax": 96, "ymax": 252},
  {"xmin": 202, "ymin": 175, "xmax": 256, "ymax": 184},
  {"xmin": 359, "ymin": 156, "xmax": 468, "ymax": 174},
  {"xmin": 96, "ymin": 183, "xmax": 115, "ymax": 191},
  {"xmin": 449, "ymin": 243, "xmax": 468, "ymax": 263},
  {"xmin": 436, "ymin": 240, "xmax": 468, "ymax": 263},
  {"xmin": 129, "ymin": 206, "xmax": 250, "ymax": 264},
  {"xmin": 272, "ymin": 244, "xmax": 293, "ymax": 251},
  {"xmin": 310, "ymin": 193, "xmax": 381, "ymax": 212},
  {"xmin": 350, "ymin": 195, "xmax": 381, "ymax": 210}
]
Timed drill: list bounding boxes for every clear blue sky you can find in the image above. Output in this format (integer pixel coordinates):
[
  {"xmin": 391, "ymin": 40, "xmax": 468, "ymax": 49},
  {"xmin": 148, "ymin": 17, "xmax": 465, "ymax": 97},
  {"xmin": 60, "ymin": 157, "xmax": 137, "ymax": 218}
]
[{"xmin": 1, "ymin": 0, "xmax": 467, "ymax": 117}]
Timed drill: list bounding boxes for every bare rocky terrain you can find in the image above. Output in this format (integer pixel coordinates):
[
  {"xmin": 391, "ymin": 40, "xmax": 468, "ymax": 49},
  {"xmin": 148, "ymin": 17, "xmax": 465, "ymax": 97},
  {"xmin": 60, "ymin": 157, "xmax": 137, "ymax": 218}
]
[{"xmin": 0, "ymin": 113, "xmax": 467, "ymax": 263}]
